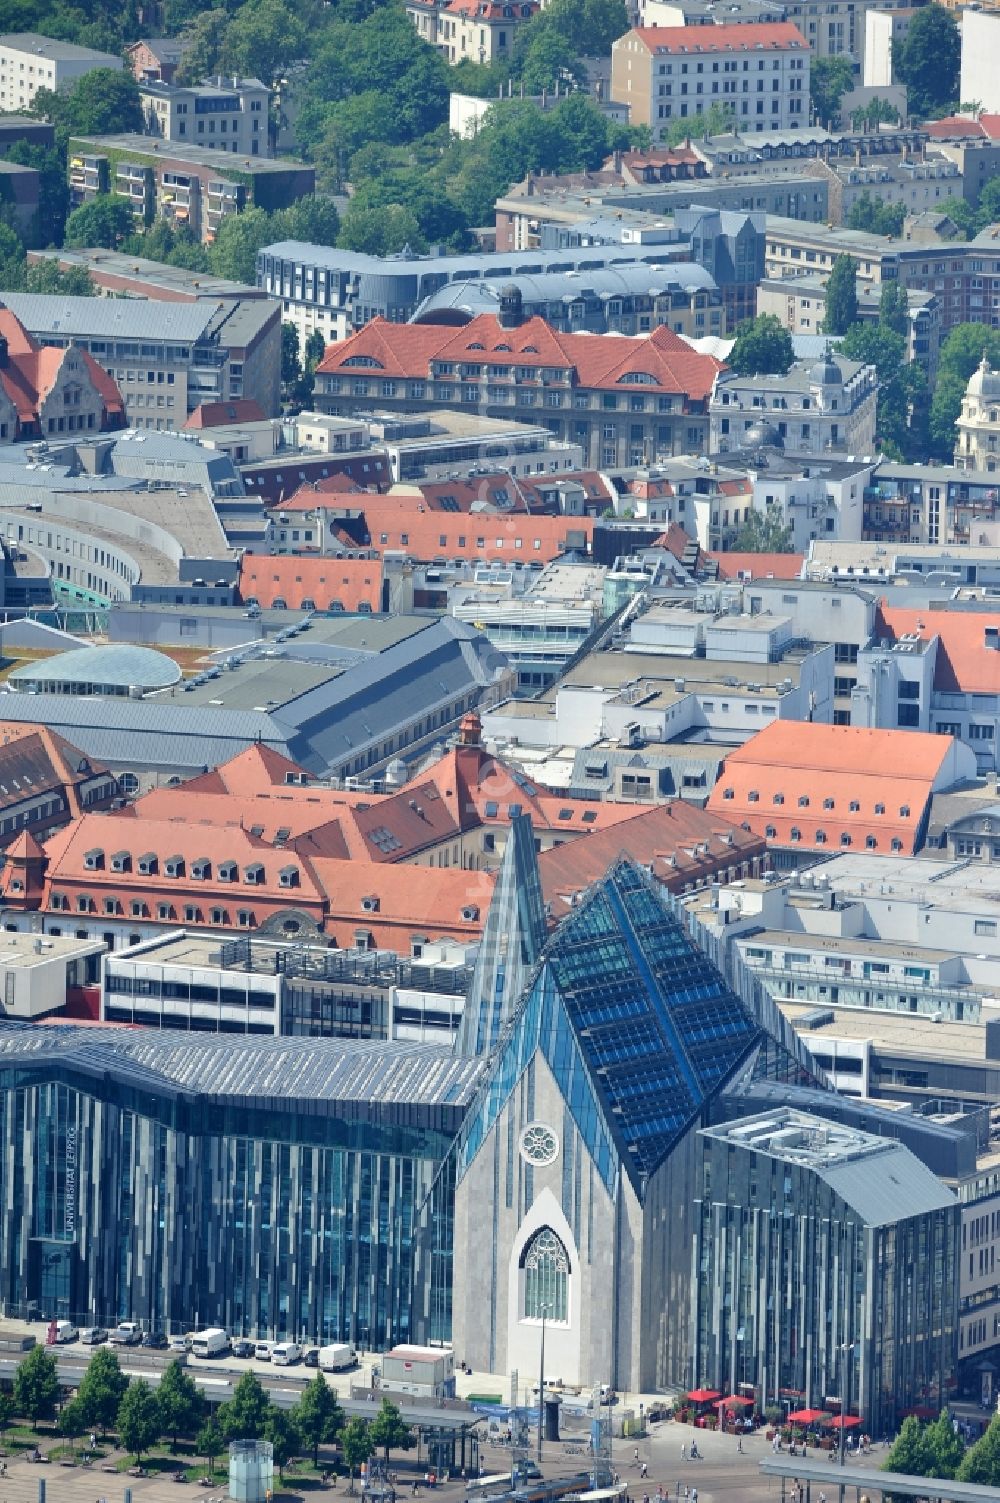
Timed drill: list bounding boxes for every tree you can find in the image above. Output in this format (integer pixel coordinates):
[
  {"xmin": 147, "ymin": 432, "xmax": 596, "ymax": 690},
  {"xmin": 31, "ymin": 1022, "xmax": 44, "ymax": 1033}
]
[
  {"xmin": 157, "ymin": 1360, "xmax": 204, "ymax": 1450},
  {"xmin": 733, "ymin": 507, "xmax": 794, "ymax": 553},
  {"xmin": 923, "ymin": 1410, "xmax": 965, "ymax": 1479},
  {"xmin": 523, "ymin": 0, "xmax": 629, "ymax": 58},
  {"xmin": 367, "ymin": 1398, "xmax": 414, "ymax": 1465},
  {"xmin": 175, "ymin": 9, "xmax": 228, "ymax": 86},
  {"xmin": 282, "ymin": 322, "xmax": 302, "ymax": 396},
  {"xmin": 0, "ymin": 1390, "xmax": 13, "ymax": 1440},
  {"xmin": 32, "ymin": 69, "xmax": 143, "ymax": 139},
  {"xmin": 810, "ymin": 56, "xmax": 854, "ymax": 128},
  {"xmin": 838, "ymin": 320, "xmax": 927, "ymax": 460},
  {"xmin": 76, "ymin": 1348, "xmax": 129, "ymax": 1437},
  {"xmin": 196, "ymin": 1415, "xmax": 224, "ymax": 1475},
  {"xmin": 851, "ymin": 96, "xmax": 899, "ymax": 130},
  {"xmin": 518, "ymin": 30, "xmax": 587, "ymax": 94},
  {"xmin": 884, "ymin": 1415, "xmax": 933, "ymax": 1478},
  {"xmin": 893, "ymin": 3, "xmax": 960, "ymax": 118},
  {"xmin": 958, "ymin": 1413, "xmax": 1000, "ymax": 1486},
  {"xmin": 294, "ymin": 1373, "xmax": 343, "ymax": 1467},
  {"xmin": 341, "ymin": 1417, "xmax": 373, "ymax": 1493},
  {"xmin": 220, "ymin": 1370, "xmax": 270, "ymax": 1442},
  {"xmin": 727, "ymin": 313, "xmax": 794, "ymax": 376},
  {"xmin": 64, "ymin": 195, "xmax": 135, "ymax": 250},
  {"xmin": 0, "ymin": 221, "xmax": 27, "ymax": 290},
  {"xmin": 846, "ymin": 193, "xmax": 905, "ymax": 237},
  {"xmin": 14, "ymin": 1345, "xmax": 59, "ymax": 1429},
  {"xmin": 879, "ymin": 280, "xmax": 910, "ymax": 337},
  {"xmin": 266, "ymin": 1407, "xmax": 297, "ymax": 1480},
  {"xmin": 221, "ymin": 0, "xmax": 307, "ymax": 87},
  {"xmin": 663, "ymin": 101, "xmax": 733, "ymax": 146},
  {"xmin": 929, "ymin": 322, "xmax": 1000, "ymax": 458},
  {"xmin": 304, "ymin": 329, "xmax": 326, "ymax": 370},
  {"xmin": 117, "ymin": 1379, "xmax": 162, "ymax": 1465},
  {"xmin": 25, "ymin": 260, "xmax": 94, "ymax": 295},
  {"xmin": 208, "ymin": 205, "xmax": 273, "ymax": 283},
  {"xmin": 4, "ymin": 142, "xmax": 70, "ymax": 248},
  {"xmin": 59, "ymin": 1396, "xmax": 87, "ymax": 1455},
  {"xmin": 337, "ymin": 200, "xmax": 425, "ymax": 256},
  {"xmin": 823, "ymin": 254, "xmax": 858, "ymax": 336}
]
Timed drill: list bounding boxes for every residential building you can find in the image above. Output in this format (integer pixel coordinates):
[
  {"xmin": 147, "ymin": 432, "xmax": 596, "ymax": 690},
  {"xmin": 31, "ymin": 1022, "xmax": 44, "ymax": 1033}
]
[
  {"xmin": 864, "ymin": 6, "xmax": 918, "ymax": 86},
  {"xmin": 705, "ymin": 719, "xmax": 977, "ymax": 856},
  {"xmin": 0, "ymin": 33, "xmax": 121, "ymax": 112},
  {"xmin": 0, "ymin": 724, "xmax": 117, "ymax": 847},
  {"xmin": 709, "ymin": 352, "xmax": 879, "ymax": 462},
  {"xmin": 313, "ymin": 314, "xmax": 724, "ymax": 471},
  {"xmin": 610, "ymin": 23, "xmax": 810, "ymax": 140},
  {"xmin": 961, "ymin": 11, "xmax": 1000, "ymax": 117},
  {"xmin": 756, "ymin": 274, "xmax": 941, "ymax": 374},
  {"xmin": 2, "ymin": 292, "xmax": 282, "ymax": 426},
  {"xmin": 68, "ymin": 136, "xmax": 315, "ymax": 245},
  {"xmin": 642, "ymin": 0, "xmax": 907, "ymax": 63},
  {"xmin": 407, "ymin": 0, "xmax": 538, "ymax": 64},
  {"xmin": 0, "ymin": 116, "xmax": 53, "ymax": 151},
  {"xmin": 126, "ymin": 38, "xmax": 186, "ymax": 84},
  {"xmin": 140, "ymin": 76, "xmax": 271, "ymax": 158},
  {"xmin": 815, "ymin": 151, "xmax": 965, "ymax": 226},
  {"xmin": 0, "ymin": 162, "xmax": 39, "ymax": 244},
  {"xmin": 0, "ymin": 303, "xmax": 124, "ymax": 443},
  {"xmin": 956, "ymin": 356, "xmax": 1000, "ymax": 473}
]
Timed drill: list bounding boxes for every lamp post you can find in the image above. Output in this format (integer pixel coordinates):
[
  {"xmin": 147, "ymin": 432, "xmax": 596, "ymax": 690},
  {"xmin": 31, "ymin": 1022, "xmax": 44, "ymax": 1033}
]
[
  {"xmin": 537, "ymin": 1305, "xmax": 550, "ymax": 1465},
  {"xmin": 838, "ymin": 1340, "xmax": 856, "ymax": 1503}
]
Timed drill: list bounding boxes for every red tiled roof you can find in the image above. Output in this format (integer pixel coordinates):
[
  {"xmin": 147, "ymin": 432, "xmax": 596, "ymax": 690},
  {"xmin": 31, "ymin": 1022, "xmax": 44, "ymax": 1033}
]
[
  {"xmin": 353, "ymin": 498, "xmax": 594, "ymax": 564},
  {"xmin": 627, "ymin": 21, "xmax": 807, "ymax": 51},
  {"xmin": 924, "ymin": 117, "xmax": 988, "ymax": 140},
  {"xmin": 712, "ymin": 552, "xmax": 804, "ymax": 580},
  {"xmin": 0, "ymin": 309, "xmax": 124, "ymax": 431},
  {"xmin": 318, "ymin": 315, "xmax": 723, "ymax": 401},
  {"xmin": 238, "ymin": 555, "xmax": 383, "ymax": 613},
  {"xmin": 876, "ymin": 603, "xmax": 1000, "ymax": 695},
  {"xmin": 706, "ymin": 721, "xmax": 956, "ymax": 855},
  {"xmin": 444, "ymin": 0, "xmax": 537, "ymax": 15},
  {"xmin": 183, "ymin": 399, "xmax": 267, "ymax": 429}
]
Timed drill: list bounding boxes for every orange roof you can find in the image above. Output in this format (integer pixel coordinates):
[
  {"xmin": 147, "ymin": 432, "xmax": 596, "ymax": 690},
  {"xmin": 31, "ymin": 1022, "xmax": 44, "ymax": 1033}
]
[
  {"xmin": 183, "ymin": 399, "xmax": 267, "ymax": 429},
  {"xmin": 705, "ymin": 721, "xmax": 955, "ymax": 855},
  {"xmin": 875, "ymin": 603, "xmax": 1000, "ymax": 695},
  {"xmin": 628, "ymin": 21, "xmax": 807, "ymax": 50},
  {"xmin": 355, "ymin": 499, "xmax": 594, "ymax": 564},
  {"xmin": 238, "ymin": 555, "xmax": 383, "ymax": 612},
  {"xmin": 270, "ymin": 477, "xmax": 368, "ymax": 512},
  {"xmin": 0, "ymin": 309, "xmax": 124, "ymax": 430},
  {"xmin": 318, "ymin": 315, "xmax": 722, "ymax": 402},
  {"xmin": 712, "ymin": 552, "xmax": 804, "ymax": 581}
]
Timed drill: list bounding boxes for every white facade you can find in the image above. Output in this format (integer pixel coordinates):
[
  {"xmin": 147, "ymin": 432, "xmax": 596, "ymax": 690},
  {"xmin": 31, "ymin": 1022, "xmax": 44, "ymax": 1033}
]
[
  {"xmin": 710, "ymin": 355, "xmax": 879, "ymax": 463},
  {"xmin": 961, "ymin": 11, "xmax": 1000, "ymax": 118},
  {"xmin": 862, "ymin": 8, "xmax": 913, "ymax": 87},
  {"xmin": 0, "ymin": 33, "xmax": 122, "ymax": 111},
  {"xmin": 0, "ymin": 932, "xmax": 104, "ymax": 1019},
  {"xmin": 955, "ymin": 356, "xmax": 1000, "ymax": 474},
  {"xmin": 140, "ymin": 77, "xmax": 271, "ymax": 158}
]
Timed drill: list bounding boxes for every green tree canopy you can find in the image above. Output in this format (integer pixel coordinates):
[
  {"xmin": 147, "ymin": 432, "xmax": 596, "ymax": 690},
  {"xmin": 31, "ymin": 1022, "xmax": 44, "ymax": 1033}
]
[
  {"xmin": 733, "ymin": 507, "xmax": 794, "ymax": 553},
  {"xmin": 58, "ymin": 1396, "xmax": 87, "ymax": 1453},
  {"xmin": 0, "ymin": 222, "xmax": 27, "ymax": 290},
  {"xmin": 884, "ymin": 1415, "xmax": 934, "ymax": 1477},
  {"xmin": 894, "ymin": 3, "xmax": 960, "ymax": 118},
  {"xmin": 727, "ymin": 313, "xmax": 794, "ymax": 376},
  {"xmin": 663, "ymin": 102, "xmax": 733, "ymax": 146},
  {"xmin": 266, "ymin": 1407, "xmax": 297, "ymax": 1480},
  {"xmin": 25, "ymin": 259, "xmax": 94, "ymax": 295},
  {"xmin": 823, "ymin": 254, "xmax": 859, "ymax": 335},
  {"xmin": 221, "ymin": 0, "xmax": 307, "ymax": 86},
  {"xmin": 810, "ymin": 56, "xmax": 854, "ymax": 128},
  {"xmin": 851, "ymin": 96, "xmax": 899, "ymax": 130},
  {"xmin": 117, "ymin": 1380, "xmax": 162, "ymax": 1465},
  {"xmin": 32, "ymin": 69, "xmax": 143, "ymax": 140},
  {"xmin": 958, "ymin": 1414, "xmax": 1000, "ymax": 1486},
  {"xmin": 846, "ymin": 193, "xmax": 905, "ymax": 237},
  {"xmin": 175, "ymin": 9, "xmax": 228, "ymax": 85},
  {"xmin": 368, "ymin": 1398, "xmax": 414, "ymax": 1463},
  {"xmin": 929, "ymin": 322, "xmax": 1000, "ymax": 458},
  {"xmin": 923, "ymin": 1410, "xmax": 966, "ymax": 1479},
  {"xmin": 294, "ymin": 1373, "xmax": 343, "ymax": 1466},
  {"xmin": 76, "ymin": 1347, "xmax": 129, "ymax": 1436},
  {"xmin": 14, "ymin": 1345, "xmax": 59, "ymax": 1430},
  {"xmin": 196, "ymin": 1415, "xmax": 225, "ymax": 1474},
  {"xmin": 837, "ymin": 320, "xmax": 927, "ymax": 459},
  {"xmin": 64, "ymin": 194, "xmax": 135, "ymax": 250},
  {"xmin": 341, "ymin": 1417, "xmax": 373, "ymax": 1492},
  {"xmin": 157, "ymin": 1360, "xmax": 204, "ymax": 1450},
  {"xmin": 3, "ymin": 142, "xmax": 70, "ymax": 248},
  {"xmin": 220, "ymin": 1369, "xmax": 271, "ymax": 1442},
  {"xmin": 879, "ymin": 280, "xmax": 910, "ymax": 337}
]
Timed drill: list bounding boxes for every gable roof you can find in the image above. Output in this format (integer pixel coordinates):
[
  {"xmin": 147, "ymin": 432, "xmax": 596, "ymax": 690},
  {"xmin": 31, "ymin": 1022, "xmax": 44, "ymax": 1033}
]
[
  {"xmin": 875, "ymin": 602, "xmax": 1000, "ymax": 695},
  {"xmin": 184, "ymin": 399, "xmax": 267, "ymax": 429},
  {"xmin": 238, "ymin": 555, "xmax": 383, "ymax": 613},
  {"xmin": 712, "ymin": 551, "xmax": 805, "ymax": 580},
  {"xmin": 0, "ymin": 307, "xmax": 124, "ymax": 430}
]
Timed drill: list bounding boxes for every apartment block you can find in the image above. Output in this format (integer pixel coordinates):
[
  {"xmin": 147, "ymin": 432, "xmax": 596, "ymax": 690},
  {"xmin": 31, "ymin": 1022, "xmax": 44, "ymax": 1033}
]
[
  {"xmin": 610, "ymin": 22, "xmax": 809, "ymax": 140},
  {"xmin": 0, "ymin": 33, "xmax": 121, "ymax": 112},
  {"xmin": 140, "ymin": 76, "xmax": 271, "ymax": 159},
  {"xmin": 407, "ymin": 0, "xmax": 538, "ymax": 64}
]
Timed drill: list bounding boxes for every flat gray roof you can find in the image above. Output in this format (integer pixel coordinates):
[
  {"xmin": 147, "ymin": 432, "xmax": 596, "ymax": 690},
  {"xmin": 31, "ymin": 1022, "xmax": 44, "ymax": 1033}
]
[
  {"xmin": 0, "ymin": 32, "xmax": 120, "ymax": 61},
  {"xmin": 70, "ymin": 135, "xmax": 304, "ymax": 174},
  {"xmin": 32, "ymin": 248, "xmax": 260, "ymax": 299}
]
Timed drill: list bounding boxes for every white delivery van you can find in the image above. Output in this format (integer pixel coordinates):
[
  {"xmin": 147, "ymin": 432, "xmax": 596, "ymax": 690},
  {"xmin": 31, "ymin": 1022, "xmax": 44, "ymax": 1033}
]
[
  {"xmin": 271, "ymin": 1342, "xmax": 302, "ymax": 1366},
  {"xmin": 319, "ymin": 1343, "xmax": 355, "ymax": 1371},
  {"xmin": 55, "ymin": 1321, "xmax": 78, "ymax": 1343},
  {"xmin": 190, "ymin": 1328, "xmax": 229, "ymax": 1359}
]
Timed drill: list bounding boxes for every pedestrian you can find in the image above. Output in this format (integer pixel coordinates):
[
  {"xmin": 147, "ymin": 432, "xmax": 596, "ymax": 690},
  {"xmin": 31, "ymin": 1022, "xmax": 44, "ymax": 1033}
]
[
  {"xmin": 737, "ymin": 1438, "xmax": 743, "ymax": 1454},
  {"xmin": 634, "ymin": 1449, "xmax": 639, "ymax": 1466},
  {"xmin": 690, "ymin": 1490, "xmax": 697, "ymax": 1503},
  {"xmin": 680, "ymin": 1444, "xmax": 686, "ymax": 1461},
  {"xmin": 641, "ymin": 1463, "xmax": 648, "ymax": 1479}
]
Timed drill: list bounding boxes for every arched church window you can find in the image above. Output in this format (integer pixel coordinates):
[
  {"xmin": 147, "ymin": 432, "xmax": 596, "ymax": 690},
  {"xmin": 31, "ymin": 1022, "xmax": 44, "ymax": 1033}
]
[{"xmin": 521, "ymin": 1227, "xmax": 569, "ymax": 1322}]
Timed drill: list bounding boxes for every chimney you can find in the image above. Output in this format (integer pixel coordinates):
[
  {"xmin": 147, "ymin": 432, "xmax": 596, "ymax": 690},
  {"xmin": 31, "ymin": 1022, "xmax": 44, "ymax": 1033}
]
[{"xmin": 0, "ymin": 336, "xmax": 8, "ymax": 368}]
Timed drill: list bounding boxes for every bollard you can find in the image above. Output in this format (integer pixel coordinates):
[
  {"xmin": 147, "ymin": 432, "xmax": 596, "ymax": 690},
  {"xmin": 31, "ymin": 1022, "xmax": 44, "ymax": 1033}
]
[{"xmin": 38, "ymin": 1478, "xmax": 45, "ymax": 1503}]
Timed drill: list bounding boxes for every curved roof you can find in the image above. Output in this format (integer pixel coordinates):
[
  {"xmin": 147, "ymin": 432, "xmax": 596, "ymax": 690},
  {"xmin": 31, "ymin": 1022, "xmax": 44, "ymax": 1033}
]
[{"xmin": 10, "ymin": 644, "xmax": 181, "ymax": 691}]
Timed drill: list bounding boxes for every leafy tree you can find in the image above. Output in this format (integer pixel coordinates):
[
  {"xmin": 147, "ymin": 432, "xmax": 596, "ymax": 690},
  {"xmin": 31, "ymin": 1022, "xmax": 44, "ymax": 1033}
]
[
  {"xmin": 810, "ymin": 56, "xmax": 854, "ymax": 128},
  {"xmin": 523, "ymin": 0, "xmax": 628, "ymax": 58},
  {"xmin": 305, "ymin": 329, "xmax": 326, "ymax": 370},
  {"xmin": 884, "ymin": 1415, "xmax": 933, "ymax": 1477},
  {"xmin": 175, "ymin": 9, "xmax": 228, "ymax": 85},
  {"xmin": 733, "ymin": 507, "xmax": 794, "ymax": 553},
  {"xmin": 341, "ymin": 1417, "xmax": 373, "ymax": 1492},
  {"xmin": 0, "ymin": 222, "xmax": 27, "ymax": 290},
  {"xmin": 221, "ymin": 0, "xmax": 306, "ymax": 87},
  {"xmin": 59, "ymin": 1396, "xmax": 87, "ymax": 1455},
  {"xmin": 220, "ymin": 1370, "xmax": 270, "ymax": 1441},
  {"xmin": 663, "ymin": 102, "xmax": 733, "ymax": 146},
  {"xmin": 337, "ymin": 200, "xmax": 425, "ymax": 256},
  {"xmin": 14, "ymin": 1345, "xmax": 59, "ymax": 1429},
  {"xmin": 929, "ymin": 323, "xmax": 1000, "ymax": 458},
  {"xmin": 32, "ymin": 69, "xmax": 143, "ymax": 140},
  {"xmin": 266, "ymin": 1406, "xmax": 297, "ymax": 1480},
  {"xmin": 893, "ymin": 3, "xmax": 960, "ymax": 118},
  {"xmin": 923, "ymin": 1410, "xmax": 965, "ymax": 1479},
  {"xmin": 208, "ymin": 205, "xmax": 274, "ymax": 282},
  {"xmin": 117, "ymin": 1379, "xmax": 162, "ymax": 1465},
  {"xmin": 958, "ymin": 1413, "xmax": 1000, "ymax": 1485},
  {"xmin": 837, "ymin": 321, "xmax": 905, "ymax": 385},
  {"xmin": 294, "ymin": 1373, "xmax": 343, "ymax": 1466},
  {"xmin": 282, "ymin": 196, "xmax": 340, "ymax": 247},
  {"xmin": 823, "ymin": 254, "xmax": 858, "ymax": 335},
  {"xmin": 76, "ymin": 1347, "xmax": 129, "ymax": 1436},
  {"xmin": 727, "ymin": 313, "xmax": 794, "ymax": 376},
  {"xmin": 196, "ymin": 1415, "xmax": 224, "ymax": 1475},
  {"xmin": 0, "ymin": 1390, "xmax": 13, "ymax": 1440},
  {"xmin": 64, "ymin": 195, "xmax": 135, "ymax": 250},
  {"xmin": 846, "ymin": 193, "xmax": 905, "ymax": 237},
  {"xmin": 838, "ymin": 320, "xmax": 927, "ymax": 459},
  {"xmin": 282, "ymin": 322, "xmax": 302, "ymax": 396},
  {"xmin": 518, "ymin": 31, "xmax": 587, "ymax": 94},
  {"xmin": 367, "ymin": 1398, "xmax": 414, "ymax": 1465},
  {"xmin": 25, "ymin": 260, "xmax": 94, "ymax": 295},
  {"xmin": 157, "ymin": 1360, "xmax": 204, "ymax": 1450},
  {"xmin": 879, "ymin": 280, "xmax": 910, "ymax": 337},
  {"xmin": 851, "ymin": 96, "xmax": 899, "ymax": 130}
]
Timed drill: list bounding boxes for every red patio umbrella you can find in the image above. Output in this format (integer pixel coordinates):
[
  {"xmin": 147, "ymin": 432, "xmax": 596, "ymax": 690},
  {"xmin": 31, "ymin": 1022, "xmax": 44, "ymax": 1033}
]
[
  {"xmin": 826, "ymin": 1416, "xmax": 862, "ymax": 1430},
  {"xmin": 786, "ymin": 1408, "xmax": 830, "ymax": 1425},
  {"xmin": 686, "ymin": 1389, "xmax": 722, "ymax": 1403},
  {"xmin": 717, "ymin": 1395, "xmax": 753, "ymax": 1408}
]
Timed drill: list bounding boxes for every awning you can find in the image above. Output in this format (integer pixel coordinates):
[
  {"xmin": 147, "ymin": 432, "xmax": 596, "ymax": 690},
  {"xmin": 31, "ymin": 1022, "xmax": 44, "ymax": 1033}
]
[
  {"xmin": 787, "ymin": 1408, "xmax": 830, "ymax": 1425},
  {"xmin": 717, "ymin": 1395, "xmax": 753, "ymax": 1408},
  {"xmin": 686, "ymin": 1389, "xmax": 722, "ymax": 1403},
  {"xmin": 826, "ymin": 1416, "xmax": 862, "ymax": 1430}
]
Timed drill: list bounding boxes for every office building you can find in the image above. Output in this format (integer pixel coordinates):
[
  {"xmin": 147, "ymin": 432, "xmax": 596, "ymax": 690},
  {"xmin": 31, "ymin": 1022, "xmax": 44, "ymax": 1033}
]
[
  {"xmin": 0, "ymin": 33, "xmax": 121, "ymax": 112},
  {"xmin": 2, "ymin": 293, "xmax": 282, "ymax": 427},
  {"xmin": 140, "ymin": 76, "xmax": 271, "ymax": 159},
  {"xmin": 29, "ymin": 249, "xmax": 265, "ymax": 304},
  {"xmin": 68, "ymin": 136, "xmax": 314, "ymax": 245},
  {"xmin": 610, "ymin": 23, "xmax": 810, "ymax": 140},
  {"xmin": 709, "ymin": 351, "xmax": 879, "ymax": 462}
]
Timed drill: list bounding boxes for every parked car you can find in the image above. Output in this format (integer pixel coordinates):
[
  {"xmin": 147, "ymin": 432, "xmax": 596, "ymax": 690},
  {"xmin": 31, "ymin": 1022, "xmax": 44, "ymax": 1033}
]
[
  {"xmin": 110, "ymin": 1323, "xmax": 142, "ymax": 1347},
  {"xmin": 168, "ymin": 1334, "xmax": 190, "ymax": 1353},
  {"xmin": 255, "ymin": 1341, "xmax": 272, "ymax": 1362},
  {"xmin": 142, "ymin": 1332, "xmax": 168, "ymax": 1349},
  {"xmin": 80, "ymin": 1327, "xmax": 107, "ymax": 1346},
  {"xmin": 231, "ymin": 1339, "xmax": 255, "ymax": 1359},
  {"xmin": 303, "ymin": 1348, "xmax": 320, "ymax": 1368}
]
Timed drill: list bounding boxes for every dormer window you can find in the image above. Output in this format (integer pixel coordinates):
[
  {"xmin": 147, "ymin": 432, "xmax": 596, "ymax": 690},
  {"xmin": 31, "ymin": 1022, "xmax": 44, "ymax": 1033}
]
[
  {"xmin": 84, "ymin": 848, "xmax": 104, "ymax": 871},
  {"xmin": 138, "ymin": 852, "xmax": 157, "ymax": 876},
  {"xmin": 461, "ymin": 904, "xmax": 479, "ymax": 921},
  {"xmin": 218, "ymin": 861, "xmax": 237, "ymax": 882},
  {"xmin": 191, "ymin": 858, "xmax": 211, "ymax": 881},
  {"xmin": 279, "ymin": 865, "xmax": 299, "ymax": 888},
  {"xmin": 361, "ymin": 894, "xmax": 380, "ymax": 912},
  {"xmin": 244, "ymin": 863, "xmax": 264, "ymax": 885},
  {"xmin": 111, "ymin": 851, "xmax": 130, "ymax": 873},
  {"xmin": 164, "ymin": 855, "xmax": 184, "ymax": 878}
]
